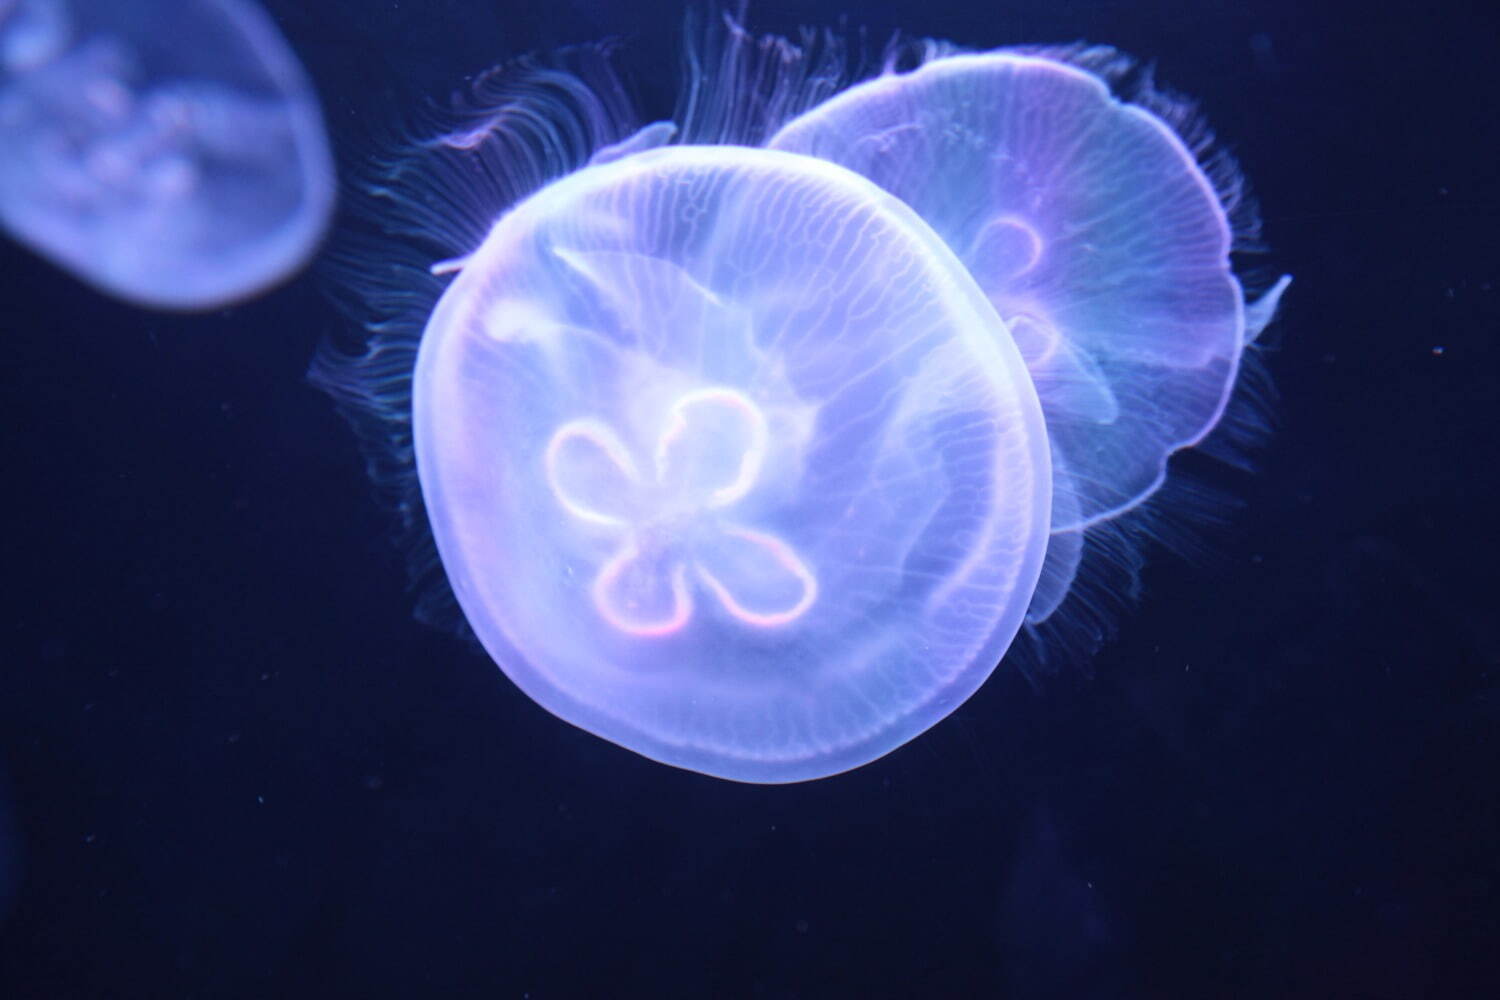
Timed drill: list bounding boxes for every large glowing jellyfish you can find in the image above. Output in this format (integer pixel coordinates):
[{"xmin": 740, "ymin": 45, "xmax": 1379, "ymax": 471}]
[
  {"xmin": 416, "ymin": 146, "xmax": 1051, "ymax": 782},
  {"xmin": 0, "ymin": 0, "xmax": 334, "ymax": 309},
  {"xmin": 316, "ymin": 19, "xmax": 1289, "ymax": 782}
]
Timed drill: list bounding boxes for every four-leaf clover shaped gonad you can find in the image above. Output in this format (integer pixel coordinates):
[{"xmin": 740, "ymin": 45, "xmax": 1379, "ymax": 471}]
[{"xmin": 543, "ymin": 387, "xmax": 818, "ymax": 636}]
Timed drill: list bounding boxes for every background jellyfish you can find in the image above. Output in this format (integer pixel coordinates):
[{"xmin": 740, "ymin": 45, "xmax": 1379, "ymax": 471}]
[
  {"xmin": 315, "ymin": 14, "xmax": 1287, "ymax": 782},
  {"xmin": 0, "ymin": 0, "xmax": 334, "ymax": 309},
  {"xmin": 769, "ymin": 47, "xmax": 1292, "ymax": 626}
]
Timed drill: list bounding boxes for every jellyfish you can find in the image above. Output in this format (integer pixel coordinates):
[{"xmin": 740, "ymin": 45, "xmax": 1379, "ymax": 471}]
[
  {"xmin": 315, "ymin": 16, "xmax": 1288, "ymax": 782},
  {"xmin": 0, "ymin": 0, "xmax": 334, "ymax": 309},
  {"xmin": 416, "ymin": 144, "xmax": 1052, "ymax": 782},
  {"xmin": 769, "ymin": 48, "xmax": 1292, "ymax": 622}
]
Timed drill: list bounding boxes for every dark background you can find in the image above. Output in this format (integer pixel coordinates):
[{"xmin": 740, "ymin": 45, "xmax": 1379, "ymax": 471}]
[{"xmin": 2, "ymin": 1, "xmax": 1496, "ymax": 997}]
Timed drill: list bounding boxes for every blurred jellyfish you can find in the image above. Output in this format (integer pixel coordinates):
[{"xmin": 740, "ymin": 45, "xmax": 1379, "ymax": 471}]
[
  {"xmin": 0, "ymin": 0, "xmax": 334, "ymax": 309},
  {"xmin": 315, "ymin": 15, "xmax": 1288, "ymax": 782}
]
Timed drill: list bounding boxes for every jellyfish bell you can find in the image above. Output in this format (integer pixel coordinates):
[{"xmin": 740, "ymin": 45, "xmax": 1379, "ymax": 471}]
[
  {"xmin": 414, "ymin": 144, "xmax": 1052, "ymax": 782},
  {"xmin": 0, "ymin": 0, "xmax": 334, "ymax": 309}
]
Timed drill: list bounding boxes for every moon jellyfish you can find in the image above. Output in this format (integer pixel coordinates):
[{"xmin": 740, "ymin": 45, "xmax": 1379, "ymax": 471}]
[
  {"xmin": 315, "ymin": 17, "xmax": 1289, "ymax": 782},
  {"xmin": 0, "ymin": 0, "xmax": 335, "ymax": 309},
  {"xmin": 416, "ymin": 146, "xmax": 1051, "ymax": 782},
  {"xmin": 769, "ymin": 49, "xmax": 1291, "ymax": 622}
]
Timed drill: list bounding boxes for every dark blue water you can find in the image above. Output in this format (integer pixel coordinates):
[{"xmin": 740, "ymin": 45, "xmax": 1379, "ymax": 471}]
[{"xmin": 2, "ymin": 1, "xmax": 1496, "ymax": 996}]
